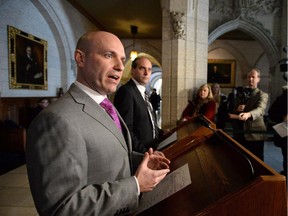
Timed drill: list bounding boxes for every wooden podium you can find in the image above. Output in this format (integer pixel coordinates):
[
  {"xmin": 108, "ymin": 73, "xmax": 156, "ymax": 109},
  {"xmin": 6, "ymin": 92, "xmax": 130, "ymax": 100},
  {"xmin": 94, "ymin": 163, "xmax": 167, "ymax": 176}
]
[{"xmin": 137, "ymin": 117, "xmax": 287, "ymax": 216}]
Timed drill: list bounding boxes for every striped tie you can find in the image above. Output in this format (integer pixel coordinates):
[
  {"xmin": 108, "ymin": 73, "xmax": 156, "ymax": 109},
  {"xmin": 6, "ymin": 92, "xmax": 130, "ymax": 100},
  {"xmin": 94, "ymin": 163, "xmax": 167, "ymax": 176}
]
[{"xmin": 144, "ymin": 91, "xmax": 159, "ymax": 140}]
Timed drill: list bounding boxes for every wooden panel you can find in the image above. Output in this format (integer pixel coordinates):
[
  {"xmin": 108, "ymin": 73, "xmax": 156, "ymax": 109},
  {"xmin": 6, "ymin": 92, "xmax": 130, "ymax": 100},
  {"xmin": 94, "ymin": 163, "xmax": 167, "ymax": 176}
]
[
  {"xmin": 0, "ymin": 97, "xmax": 54, "ymax": 153},
  {"xmin": 0, "ymin": 97, "xmax": 55, "ymax": 127},
  {"xmin": 0, "ymin": 127, "xmax": 26, "ymax": 152}
]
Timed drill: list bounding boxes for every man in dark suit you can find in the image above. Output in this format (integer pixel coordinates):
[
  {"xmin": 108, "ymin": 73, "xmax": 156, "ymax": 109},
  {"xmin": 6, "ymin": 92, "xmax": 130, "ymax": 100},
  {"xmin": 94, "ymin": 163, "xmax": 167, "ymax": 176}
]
[
  {"xmin": 26, "ymin": 31, "xmax": 170, "ymax": 216},
  {"xmin": 114, "ymin": 57, "xmax": 164, "ymax": 153}
]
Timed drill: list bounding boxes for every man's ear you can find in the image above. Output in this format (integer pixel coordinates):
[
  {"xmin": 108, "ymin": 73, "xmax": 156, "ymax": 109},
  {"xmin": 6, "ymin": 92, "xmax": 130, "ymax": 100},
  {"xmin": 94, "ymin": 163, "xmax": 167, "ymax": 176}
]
[{"xmin": 75, "ymin": 50, "xmax": 85, "ymax": 67}]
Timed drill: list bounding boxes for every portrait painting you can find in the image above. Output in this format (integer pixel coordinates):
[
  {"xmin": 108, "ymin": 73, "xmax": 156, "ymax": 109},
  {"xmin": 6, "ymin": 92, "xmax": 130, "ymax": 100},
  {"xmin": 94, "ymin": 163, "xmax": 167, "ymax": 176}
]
[
  {"xmin": 8, "ymin": 25, "xmax": 48, "ymax": 90},
  {"xmin": 207, "ymin": 59, "xmax": 235, "ymax": 87}
]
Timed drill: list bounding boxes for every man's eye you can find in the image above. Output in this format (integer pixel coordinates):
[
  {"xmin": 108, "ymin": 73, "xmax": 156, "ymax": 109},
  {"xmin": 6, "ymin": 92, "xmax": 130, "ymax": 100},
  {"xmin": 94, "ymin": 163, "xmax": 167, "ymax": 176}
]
[{"xmin": 104, "ymin": 53, "xmax": 113, "ymax": 58}]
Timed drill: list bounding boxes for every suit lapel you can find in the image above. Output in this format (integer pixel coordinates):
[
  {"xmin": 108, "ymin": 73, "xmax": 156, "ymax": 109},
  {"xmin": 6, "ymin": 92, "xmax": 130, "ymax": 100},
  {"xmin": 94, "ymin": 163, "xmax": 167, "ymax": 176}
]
[
  {"xmin": 128, "ymin": 79, "xmax": 149, "ymax": 113},
  {"xmin": 118, "ymin": 114, "xmax": 132, "ymax": 153},
  {"xmin": 68, "ymin": 84, "xmax": 130, "ymax": 151}
]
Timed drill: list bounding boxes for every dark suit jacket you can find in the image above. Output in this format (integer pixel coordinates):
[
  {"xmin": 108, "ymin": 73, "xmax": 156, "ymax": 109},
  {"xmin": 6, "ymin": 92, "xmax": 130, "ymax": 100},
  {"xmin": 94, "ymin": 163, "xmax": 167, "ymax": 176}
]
[
  {"xmin": 114, "ymin": 79, "xmax": 162, "ymax": 153},
  {"xmin": 19, "ymin": 55, "xmax": 43, "ymax": 84},
  {"xmin": 26, "ymin": 84, "xmax": 142, "ymax": 216}
]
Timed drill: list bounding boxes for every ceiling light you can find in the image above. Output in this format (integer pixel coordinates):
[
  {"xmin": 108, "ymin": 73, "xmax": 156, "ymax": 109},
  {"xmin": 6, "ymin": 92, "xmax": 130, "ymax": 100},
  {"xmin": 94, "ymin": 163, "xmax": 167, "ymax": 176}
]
[{"xmin": 130, "ymin": 25, "xmax": 138, "ymax": 61}]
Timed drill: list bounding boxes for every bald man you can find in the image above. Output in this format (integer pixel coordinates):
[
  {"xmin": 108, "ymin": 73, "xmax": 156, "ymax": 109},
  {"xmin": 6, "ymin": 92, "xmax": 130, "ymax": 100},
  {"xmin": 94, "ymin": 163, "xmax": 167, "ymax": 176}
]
[{"xmin": 26, "ymin": 31, "xmax": 170, "ymax": 216}]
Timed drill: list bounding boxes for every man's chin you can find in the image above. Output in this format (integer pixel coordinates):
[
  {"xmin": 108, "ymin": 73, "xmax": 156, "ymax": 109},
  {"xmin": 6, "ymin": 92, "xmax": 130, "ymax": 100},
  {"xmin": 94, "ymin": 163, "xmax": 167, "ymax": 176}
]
[{"xmin": 106, "ymin": 86, "xmax": 118, "ymax": 95}]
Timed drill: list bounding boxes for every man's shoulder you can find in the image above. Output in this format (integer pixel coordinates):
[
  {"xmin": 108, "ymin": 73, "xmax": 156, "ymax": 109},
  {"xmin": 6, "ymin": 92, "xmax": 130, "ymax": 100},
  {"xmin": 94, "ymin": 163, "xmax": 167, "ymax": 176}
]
[
  {"xmin": 116, "ymin": 80, "xmax": 136, "ymax": 94},
  {"xmin": 122, "ymin": 79, "xmax": 135, "ymax": 87},
  {"xmin": 44, "ymin": 95, "xmax": 75, "ymax": 114},
  {"xmin": 255, "ymin": 88, "xmax": 268, "ymax": 97}
]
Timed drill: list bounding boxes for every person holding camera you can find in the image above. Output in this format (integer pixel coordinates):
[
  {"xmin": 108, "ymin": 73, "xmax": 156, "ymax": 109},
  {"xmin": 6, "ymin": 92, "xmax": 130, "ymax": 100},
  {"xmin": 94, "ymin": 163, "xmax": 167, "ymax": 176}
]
[{"xmin": 229, "ymin": 68, "xmax": 268, "ymax": 161}]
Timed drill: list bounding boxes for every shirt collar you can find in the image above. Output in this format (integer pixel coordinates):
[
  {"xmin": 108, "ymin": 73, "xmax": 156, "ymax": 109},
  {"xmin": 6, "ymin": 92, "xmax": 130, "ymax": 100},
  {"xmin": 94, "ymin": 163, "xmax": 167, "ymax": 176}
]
[
  {"xmin": 132, "ymin": 78, "xmax": 146, "ymax": 98},
  {"xmin": 74, "ymin": 81, "xmax": 106, "ymax": 104}
]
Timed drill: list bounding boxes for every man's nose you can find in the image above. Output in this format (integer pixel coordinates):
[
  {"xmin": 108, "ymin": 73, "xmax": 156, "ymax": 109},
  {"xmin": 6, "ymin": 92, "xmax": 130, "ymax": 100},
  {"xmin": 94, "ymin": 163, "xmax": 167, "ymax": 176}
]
[{"xmin": 114, "ymin": 60, "xmax": 124, "ymax": 72}]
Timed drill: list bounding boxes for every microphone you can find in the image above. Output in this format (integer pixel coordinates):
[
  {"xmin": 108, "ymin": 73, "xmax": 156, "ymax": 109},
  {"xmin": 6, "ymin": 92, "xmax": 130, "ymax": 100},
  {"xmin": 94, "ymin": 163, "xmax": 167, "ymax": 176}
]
[{"xmin": 197, "ymin": 114, "xmax": 215, "ymax": 133}]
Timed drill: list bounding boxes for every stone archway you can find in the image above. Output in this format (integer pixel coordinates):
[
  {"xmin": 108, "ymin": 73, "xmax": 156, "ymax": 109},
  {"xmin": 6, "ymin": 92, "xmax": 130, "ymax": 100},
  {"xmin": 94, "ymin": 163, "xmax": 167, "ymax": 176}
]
[
  {"xmin": 30, "ymin": 0, "xmax": 72, "ymax": 89},
  {"xmin": 208, "ymin": 16, "xmax": 280, "ymax": 69},
  {"xmin": 208, "ymin": 16, "xmax": 283, "ymax": 102},
  {"xmin": 122, "ymin": 52, "xmax": 162, "ymax": 84},
  {"xmin": 208, "ymin": 41, "xmax": 251, "ymax": 86}
]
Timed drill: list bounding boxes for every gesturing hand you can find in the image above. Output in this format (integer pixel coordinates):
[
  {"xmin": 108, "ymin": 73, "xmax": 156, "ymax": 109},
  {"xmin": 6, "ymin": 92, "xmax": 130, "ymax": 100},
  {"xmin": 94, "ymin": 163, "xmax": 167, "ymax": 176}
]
[
  {"xmin": 135, "ymin": 150, "xmax": 170, "ymax": 192},
  {"xmin": 147, "ymin": 148, "xmax": 170, "ymax": 170}
]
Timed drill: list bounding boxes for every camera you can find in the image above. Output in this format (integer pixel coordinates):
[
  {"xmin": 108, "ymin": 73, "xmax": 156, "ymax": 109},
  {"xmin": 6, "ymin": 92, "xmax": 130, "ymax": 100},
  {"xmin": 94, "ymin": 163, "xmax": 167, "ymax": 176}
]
[{"xmin": 236, "ymin": 87, "xmax": 253, "ymax": 104}]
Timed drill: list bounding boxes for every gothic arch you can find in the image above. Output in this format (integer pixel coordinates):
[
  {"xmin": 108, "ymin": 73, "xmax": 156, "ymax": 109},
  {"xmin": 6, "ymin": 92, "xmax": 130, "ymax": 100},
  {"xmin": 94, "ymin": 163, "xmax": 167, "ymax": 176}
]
[
  {"xmin": 122, "ymin": 41, "xmax": 162, "ymax": 85},
  {"xmin": 122, "ymin": 52, "xmax": 162, "ymax": 84},
  {"xmin": 125, "ymin": 41, "xmax": 162, "ymax": 66},
  {"xmin": 208, "ymin": 16, "xmax": 280, "ymax": 69},
  {"xmin": 30, "ymin": 0, "xmax": 71, "ymax": 88},
  {"xmin": 208, "ymin": 41, "xmax": 250, "ymax": 79}
]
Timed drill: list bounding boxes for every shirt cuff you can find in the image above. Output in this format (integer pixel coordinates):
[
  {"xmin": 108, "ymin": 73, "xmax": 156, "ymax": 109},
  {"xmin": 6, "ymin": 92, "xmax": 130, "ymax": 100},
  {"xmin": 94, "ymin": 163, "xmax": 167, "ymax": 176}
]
[{"xmin": 133, "ymin": 176, "xmax": 140, "ymax": 196}]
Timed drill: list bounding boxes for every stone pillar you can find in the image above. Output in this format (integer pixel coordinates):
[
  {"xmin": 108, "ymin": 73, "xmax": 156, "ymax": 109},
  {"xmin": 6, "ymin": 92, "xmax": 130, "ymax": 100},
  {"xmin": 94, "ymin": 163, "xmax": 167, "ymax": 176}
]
[
  {"xmin": 161, "ymin": 0, "xmax": 209, "ymax": 129},
  {"xmin": 270, "ymin": 0, "xmax": 287, "ymax": 102},
  {"xmin": 279, "ymin": 0, "xmax": 287, "ymax": 88}
]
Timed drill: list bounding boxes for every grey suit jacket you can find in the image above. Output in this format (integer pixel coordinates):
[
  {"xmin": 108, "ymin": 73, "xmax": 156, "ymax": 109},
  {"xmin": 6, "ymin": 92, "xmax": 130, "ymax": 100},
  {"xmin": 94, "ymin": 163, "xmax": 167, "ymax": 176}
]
[
  {"xmin": 26, "ymin": 84, "xmax": 142, "ymax": 216},
  {"xmin": 236, "ymin": 87, "xmax": 269, "ymax": 141}
]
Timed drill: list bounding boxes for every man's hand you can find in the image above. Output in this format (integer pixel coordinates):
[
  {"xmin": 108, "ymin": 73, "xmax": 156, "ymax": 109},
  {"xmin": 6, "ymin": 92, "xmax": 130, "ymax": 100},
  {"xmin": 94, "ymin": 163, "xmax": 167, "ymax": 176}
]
[
  {"xmin": 237, "ymin": 104, "xmax": 245, "ymax": 112},
  {"xmin": 135, "ymin": 149, "xmax": 170, "ymax": 192},
  {"xmin": 147, "ymin": 148, "xmax": 170, "ymax": 170},
  {"xmin": 34, "ymin": 72, "xmax": 43, "ymax": 79},
  {"xmin": 239, "ymin": 112, "xmax": 251, "ymax": 121}
]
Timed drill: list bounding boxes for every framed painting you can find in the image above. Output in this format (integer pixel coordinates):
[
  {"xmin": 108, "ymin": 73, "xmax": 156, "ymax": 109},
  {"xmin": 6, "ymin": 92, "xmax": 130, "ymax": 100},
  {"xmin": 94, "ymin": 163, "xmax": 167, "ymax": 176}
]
[
  {"xmin": 207, "ymin": 59, "xmax": 236, "ymax": 87},
  {"xmin": 8, "ymin": 25, "xmax": 48, "ymax": 90}
]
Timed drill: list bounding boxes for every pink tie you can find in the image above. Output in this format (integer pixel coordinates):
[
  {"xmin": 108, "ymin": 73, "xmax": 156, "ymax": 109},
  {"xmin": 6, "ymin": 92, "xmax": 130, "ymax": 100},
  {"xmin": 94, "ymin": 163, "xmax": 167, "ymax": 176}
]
[{"xmin": 100, "ymin": 98, "xmax": 122, "ymax": 131}]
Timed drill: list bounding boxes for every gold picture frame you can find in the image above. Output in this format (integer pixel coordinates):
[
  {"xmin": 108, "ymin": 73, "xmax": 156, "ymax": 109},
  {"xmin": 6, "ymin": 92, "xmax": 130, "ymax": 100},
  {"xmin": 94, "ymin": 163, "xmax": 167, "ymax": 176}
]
[
  {"xmin": 207, "ymin": 59, "xmax": 236, "ymax": 87},
  {"xmin": 8, "ymin": 25, "xmax": 48, "ymax": 90}
]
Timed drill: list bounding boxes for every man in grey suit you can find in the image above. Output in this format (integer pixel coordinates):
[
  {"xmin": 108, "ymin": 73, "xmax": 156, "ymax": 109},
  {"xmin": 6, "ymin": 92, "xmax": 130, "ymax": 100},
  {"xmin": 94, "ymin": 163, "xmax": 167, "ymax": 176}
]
[
  {"xmin": 26, "ymin": 31, "xmax": 170, "ymax": 216},
  {"xmin": 229, "ymin": 68, "xmax": 268, "ymax": 160}
]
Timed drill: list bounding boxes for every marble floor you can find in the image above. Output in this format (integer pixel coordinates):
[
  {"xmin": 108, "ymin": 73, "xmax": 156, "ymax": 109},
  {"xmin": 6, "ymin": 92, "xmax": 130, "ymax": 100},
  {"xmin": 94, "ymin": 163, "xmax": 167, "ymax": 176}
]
[
  {"xmin": 0, "ymin": 141, "xmax": 285, "ymax": 216},
  {"xmin": 264, "ymin": 141, "xmax": 284, "ymax": 173},
  {"xmin": 0, "ymin": 165, "xmax": 38, "ymax": 216}
]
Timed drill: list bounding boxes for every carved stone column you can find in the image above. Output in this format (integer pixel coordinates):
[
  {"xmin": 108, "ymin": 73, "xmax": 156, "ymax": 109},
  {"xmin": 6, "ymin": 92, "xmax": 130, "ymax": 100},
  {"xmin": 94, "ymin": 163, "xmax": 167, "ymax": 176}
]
[
  {"xmin": 269, "ymin": 0, "xmax": 287, "ymax": 101},
  {"xmin": 161, "ymin": 0, "xmax": 209, "ymax": 129}
]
